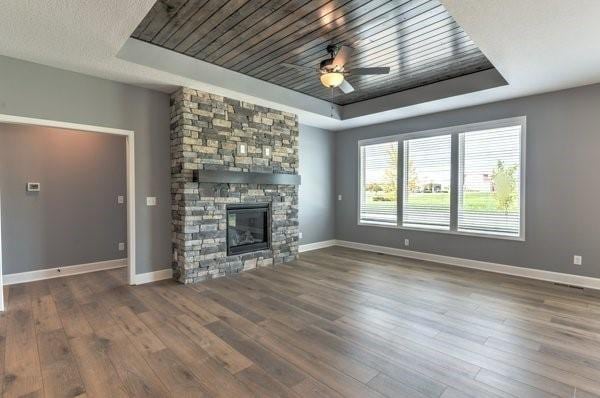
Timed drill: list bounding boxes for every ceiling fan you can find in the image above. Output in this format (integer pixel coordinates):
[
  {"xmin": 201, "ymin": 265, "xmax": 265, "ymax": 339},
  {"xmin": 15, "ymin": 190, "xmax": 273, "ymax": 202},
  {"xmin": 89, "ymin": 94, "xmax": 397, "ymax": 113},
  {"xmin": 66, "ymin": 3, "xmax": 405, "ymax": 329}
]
[{"xmin": 281, "ymin": 44, "xmax": 390, "ymax": 94}]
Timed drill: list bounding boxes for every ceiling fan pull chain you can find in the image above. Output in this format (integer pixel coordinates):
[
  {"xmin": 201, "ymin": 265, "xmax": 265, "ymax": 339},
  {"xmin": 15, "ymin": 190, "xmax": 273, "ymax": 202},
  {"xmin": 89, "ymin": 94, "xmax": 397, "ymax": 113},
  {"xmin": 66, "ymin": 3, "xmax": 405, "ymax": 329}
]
[{"xmin": 330, "ymin": 87, "xmax": 334, "ymax": 118}]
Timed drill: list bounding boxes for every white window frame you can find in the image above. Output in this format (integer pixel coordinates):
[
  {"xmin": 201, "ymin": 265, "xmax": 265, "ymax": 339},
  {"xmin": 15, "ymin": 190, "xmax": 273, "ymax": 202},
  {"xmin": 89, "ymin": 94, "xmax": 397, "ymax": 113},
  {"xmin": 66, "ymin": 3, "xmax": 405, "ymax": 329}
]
[
  {"xmin": 357, "ymin": 116, "xmax": 526, "ymax": 241},
  {"xmin": 358, "ymin": 137, "xmax": 400, "ymax": 226}
]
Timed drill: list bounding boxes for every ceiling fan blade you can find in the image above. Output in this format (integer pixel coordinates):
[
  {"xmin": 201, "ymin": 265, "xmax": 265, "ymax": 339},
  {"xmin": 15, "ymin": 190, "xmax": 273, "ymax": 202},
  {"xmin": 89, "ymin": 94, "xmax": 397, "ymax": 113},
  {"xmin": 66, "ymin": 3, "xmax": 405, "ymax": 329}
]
[
  {"xmin": 281, "ymin": 63, "xmax": 318, "ymax": 73},
  {"xmin": 348, "ymin": 67, "xmax": 390, "ymax": 75},
  {"xmin": 332, "ymin": 45, "xmax": 353, "ymax": 69},
  {"xmin": 338, "ymin": 79, "xmax": 355, "ymax": 94}
]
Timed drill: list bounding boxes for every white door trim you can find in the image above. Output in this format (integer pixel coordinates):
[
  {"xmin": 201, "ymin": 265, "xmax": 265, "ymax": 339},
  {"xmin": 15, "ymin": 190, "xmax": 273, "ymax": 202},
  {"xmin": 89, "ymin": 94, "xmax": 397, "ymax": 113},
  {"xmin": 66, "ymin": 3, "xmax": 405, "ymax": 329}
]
[
  {"xmin": 0, "ymin": 189, "xmax": 3, "ymax": 311},
  {"xmin": 0, "ymin": 113, "xmax": 137, "ymax": 311}
]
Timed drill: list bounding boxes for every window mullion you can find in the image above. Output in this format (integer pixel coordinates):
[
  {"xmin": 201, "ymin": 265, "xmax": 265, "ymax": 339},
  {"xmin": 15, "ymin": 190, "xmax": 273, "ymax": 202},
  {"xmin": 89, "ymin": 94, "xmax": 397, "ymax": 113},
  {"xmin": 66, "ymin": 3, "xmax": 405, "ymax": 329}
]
[
  {"xmin": 397, "ymin": 140, "xmax": 404, "ymax": 227},
  {"xmin": 450, "ymin": 133, "xmax": 459, "ymax": 231},
  {"xmin": 360, "ymin": 146, "xmax": 365, "ymax": 223}
]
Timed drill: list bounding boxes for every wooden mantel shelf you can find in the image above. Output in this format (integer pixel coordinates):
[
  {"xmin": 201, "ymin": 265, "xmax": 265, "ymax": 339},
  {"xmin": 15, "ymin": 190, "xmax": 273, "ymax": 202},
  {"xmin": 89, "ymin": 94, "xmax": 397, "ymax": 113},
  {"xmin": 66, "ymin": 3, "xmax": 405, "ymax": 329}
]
[{"xmin": 192, "ymin": 170, "xmax": 301, "ymax": 185}]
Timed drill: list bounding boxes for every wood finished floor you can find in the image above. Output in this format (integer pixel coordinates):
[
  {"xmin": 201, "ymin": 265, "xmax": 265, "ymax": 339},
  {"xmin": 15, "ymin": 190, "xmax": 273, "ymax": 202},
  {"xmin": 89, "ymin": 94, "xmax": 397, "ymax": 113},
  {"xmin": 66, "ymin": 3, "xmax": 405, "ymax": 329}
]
[{"xmin": 2, "ymin": 247, "xmax": 600, "ymax": 398}]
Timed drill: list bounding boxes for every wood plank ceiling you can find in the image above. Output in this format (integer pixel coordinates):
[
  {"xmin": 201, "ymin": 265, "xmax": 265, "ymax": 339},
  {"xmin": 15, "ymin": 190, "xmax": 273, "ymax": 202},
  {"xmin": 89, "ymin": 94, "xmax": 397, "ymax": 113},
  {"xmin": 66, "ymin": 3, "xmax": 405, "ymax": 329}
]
[{"xmin": 132, "ymin": 0, "xmax": 494, "ymax": 105}]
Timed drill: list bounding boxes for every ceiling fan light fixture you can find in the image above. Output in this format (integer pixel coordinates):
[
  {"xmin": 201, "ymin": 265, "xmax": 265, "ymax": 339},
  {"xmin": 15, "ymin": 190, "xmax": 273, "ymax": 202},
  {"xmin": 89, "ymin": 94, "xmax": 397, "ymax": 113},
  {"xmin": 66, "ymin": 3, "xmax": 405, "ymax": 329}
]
[{"xmin": 320, "ymin": 72, "xmax": 344, "ymax": 88}]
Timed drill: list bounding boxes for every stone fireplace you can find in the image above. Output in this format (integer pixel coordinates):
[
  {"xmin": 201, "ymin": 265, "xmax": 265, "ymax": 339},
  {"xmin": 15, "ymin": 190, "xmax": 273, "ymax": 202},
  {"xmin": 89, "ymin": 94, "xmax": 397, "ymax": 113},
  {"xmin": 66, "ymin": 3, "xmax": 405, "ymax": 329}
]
[{"xmin": 170, "ymin": 87, "xmax": 300, "ymax": 283}]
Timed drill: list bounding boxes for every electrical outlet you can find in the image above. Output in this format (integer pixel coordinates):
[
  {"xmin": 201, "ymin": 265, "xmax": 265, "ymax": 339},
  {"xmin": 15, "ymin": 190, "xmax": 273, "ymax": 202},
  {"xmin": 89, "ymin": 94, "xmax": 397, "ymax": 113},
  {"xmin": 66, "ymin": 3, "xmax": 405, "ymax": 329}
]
[
  {"xmin": 299, "ymin": 232, "xmax": 303, "ymax": 240},
  {"xmin": 118, "ymin": 242, "xmax": 125, "ymax": 251},
  {"xmin": 338, "ymin": 194, "xmax": 342, "ymax": 201},
  {"xmin": 117, "ymin": 195, "xmax": 124, "ymax": 204},
  {"xmin": 574, "ymin": 255, "xmax": 582, "ymax": 266},
  {"xmin": 146, "ymin": 197, "xmax": 157, "ymax": 206},
  {"xmin": 404, "ymin": 239, "xmax": 410, "ymax": 247}
]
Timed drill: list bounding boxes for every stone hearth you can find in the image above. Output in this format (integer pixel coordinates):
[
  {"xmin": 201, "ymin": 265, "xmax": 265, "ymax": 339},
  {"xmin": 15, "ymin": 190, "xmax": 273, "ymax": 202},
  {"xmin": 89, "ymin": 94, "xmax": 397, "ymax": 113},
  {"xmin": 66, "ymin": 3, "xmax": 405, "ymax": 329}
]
[{"xmin": 170, "ymin": 88, "xmax": 299, "ymax": 283}]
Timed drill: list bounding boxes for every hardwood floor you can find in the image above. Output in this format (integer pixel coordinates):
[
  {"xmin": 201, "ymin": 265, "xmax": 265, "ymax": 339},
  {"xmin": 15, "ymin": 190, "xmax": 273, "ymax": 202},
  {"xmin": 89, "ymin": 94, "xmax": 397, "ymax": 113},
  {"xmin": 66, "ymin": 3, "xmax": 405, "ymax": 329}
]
[{"xmin": 2, "ymin": 246, "xmax": 600, "ymax": 397}]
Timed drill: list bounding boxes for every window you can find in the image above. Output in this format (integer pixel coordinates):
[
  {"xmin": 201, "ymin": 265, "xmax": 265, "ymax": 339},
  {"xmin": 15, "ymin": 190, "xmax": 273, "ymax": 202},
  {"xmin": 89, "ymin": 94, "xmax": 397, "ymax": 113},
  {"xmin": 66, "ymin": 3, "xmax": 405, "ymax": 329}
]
[
  {"xmin": 458, "ymin": 126, "xmax": 522, "ymax": 236},
  {"xmin": 403, "ymin": 135, "xmax": 451, "ymax": 230},
  {"xmin": 359, "ymin": 141, "xmax": 398, "ymax": 225},
  {"xmin": 358, "ymin": 117, "xmax": 525, "ymax": 239}
]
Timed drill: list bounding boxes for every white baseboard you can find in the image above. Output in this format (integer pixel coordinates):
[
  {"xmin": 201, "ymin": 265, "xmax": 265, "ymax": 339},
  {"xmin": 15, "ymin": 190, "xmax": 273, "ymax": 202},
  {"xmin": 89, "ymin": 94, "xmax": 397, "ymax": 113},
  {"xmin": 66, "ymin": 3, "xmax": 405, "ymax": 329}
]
[
  {"xmin": 334, "ymin": 240, "xmax": 600, "ymax": 290},
  {"xmin": 299, "ymin": 239, "xmax": 338, "ymax": 253},
  {"xmin": 3, "ymin": 258, "xmax": 127, "ymax": 285},
  {"xmin": 133, "ymin": 268, "xmax": 173, "ymax": 285}
]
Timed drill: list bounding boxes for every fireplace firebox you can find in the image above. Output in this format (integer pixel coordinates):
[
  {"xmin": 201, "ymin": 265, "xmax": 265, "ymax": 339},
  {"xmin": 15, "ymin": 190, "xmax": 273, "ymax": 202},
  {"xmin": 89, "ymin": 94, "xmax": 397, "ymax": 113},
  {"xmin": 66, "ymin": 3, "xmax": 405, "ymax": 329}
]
[{"xmin": 226, "ymin": 203, "xmax": 271, "ymax": 256}]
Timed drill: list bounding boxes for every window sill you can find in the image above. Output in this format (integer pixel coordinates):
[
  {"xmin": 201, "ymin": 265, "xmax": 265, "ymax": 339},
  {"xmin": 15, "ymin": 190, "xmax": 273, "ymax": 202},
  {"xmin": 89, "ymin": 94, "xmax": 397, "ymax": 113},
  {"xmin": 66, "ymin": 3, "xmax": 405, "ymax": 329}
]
[{"xmin": 357, "ymin": 221, "xmax": 525, "ymax": 241}]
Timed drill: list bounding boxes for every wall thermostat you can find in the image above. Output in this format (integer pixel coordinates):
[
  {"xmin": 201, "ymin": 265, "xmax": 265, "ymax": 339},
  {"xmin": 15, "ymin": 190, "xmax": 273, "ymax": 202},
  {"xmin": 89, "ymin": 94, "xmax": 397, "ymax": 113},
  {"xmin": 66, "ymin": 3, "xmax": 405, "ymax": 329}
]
[{"xmin": 27, "ymin": 182, "xmax": 41, "ymax": 192}]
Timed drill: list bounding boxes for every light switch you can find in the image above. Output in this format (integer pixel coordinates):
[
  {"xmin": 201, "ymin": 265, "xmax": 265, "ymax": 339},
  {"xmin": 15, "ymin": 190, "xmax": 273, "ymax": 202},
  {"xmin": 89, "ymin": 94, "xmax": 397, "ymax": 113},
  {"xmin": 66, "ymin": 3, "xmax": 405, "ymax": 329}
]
[
  {"xmin": 263, "ymin": 145, "xmax": 272, "ymax": 157},
  {"xmin": 117, "ymin": 195, "xmax": 124, "ymax": 204},
  {"xmin": 146, "ymin": 197, "xmax": 157, "ymax": 206},
  {"xmin": 338, "ymin": 194, "xmax": 342, "ymax": 201},
  {"xmin": 118, "ymin": 242, "xmax": 125, "ymax": 251}
]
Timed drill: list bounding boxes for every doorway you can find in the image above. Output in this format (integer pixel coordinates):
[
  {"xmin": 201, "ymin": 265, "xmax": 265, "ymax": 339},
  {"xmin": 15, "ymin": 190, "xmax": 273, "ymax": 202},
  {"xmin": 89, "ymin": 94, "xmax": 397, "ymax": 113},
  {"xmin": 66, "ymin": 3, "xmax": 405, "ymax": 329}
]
[{"xmin": 0, "ymin": 114, "xmax": 136, "ymax": 311}]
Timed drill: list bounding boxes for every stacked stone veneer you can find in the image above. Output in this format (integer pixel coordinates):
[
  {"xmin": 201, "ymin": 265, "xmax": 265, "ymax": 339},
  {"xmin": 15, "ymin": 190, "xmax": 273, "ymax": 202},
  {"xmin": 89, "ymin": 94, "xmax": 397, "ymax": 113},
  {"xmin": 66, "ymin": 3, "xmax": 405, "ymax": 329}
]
[{"xmin": 170, "ymin": 87, "xmax": 299, "ymax": 283}]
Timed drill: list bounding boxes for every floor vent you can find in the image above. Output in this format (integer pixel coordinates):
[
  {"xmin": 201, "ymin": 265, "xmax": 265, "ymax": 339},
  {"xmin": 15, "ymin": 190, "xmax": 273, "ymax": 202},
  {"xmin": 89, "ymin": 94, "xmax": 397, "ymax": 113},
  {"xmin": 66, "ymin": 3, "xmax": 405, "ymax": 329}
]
[{"xmin": 553, "ymin": 282, "xmax": 584, "ymax": 290}]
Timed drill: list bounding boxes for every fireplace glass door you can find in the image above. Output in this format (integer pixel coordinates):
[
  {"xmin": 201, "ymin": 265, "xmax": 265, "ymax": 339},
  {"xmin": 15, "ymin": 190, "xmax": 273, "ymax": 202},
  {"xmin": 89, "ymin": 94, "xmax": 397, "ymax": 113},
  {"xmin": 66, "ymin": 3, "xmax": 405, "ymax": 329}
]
[{"xmin": 226, "ymin": 203, "xmax": 271, "ymax": 255}]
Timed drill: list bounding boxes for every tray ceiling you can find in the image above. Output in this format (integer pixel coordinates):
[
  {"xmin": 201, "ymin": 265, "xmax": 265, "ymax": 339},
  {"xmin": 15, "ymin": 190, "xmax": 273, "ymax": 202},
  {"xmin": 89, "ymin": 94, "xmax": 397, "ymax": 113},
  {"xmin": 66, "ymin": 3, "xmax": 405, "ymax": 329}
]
[{"xmin": 132, "ymin": 0, "xmax": 494, "ymax": 105}]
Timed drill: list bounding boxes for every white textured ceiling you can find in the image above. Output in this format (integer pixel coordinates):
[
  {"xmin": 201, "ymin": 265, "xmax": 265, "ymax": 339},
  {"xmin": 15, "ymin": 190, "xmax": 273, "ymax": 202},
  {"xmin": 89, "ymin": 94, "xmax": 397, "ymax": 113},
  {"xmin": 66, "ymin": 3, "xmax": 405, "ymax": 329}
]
[{"xmin": 1, "ymin": 0, "xmax": 600, "ymax": 130}]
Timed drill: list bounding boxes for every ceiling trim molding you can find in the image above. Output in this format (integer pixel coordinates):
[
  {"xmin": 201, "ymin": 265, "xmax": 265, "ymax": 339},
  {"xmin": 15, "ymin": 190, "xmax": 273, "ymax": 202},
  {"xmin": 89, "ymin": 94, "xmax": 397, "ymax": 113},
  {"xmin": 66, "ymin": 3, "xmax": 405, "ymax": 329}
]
[
  {"xmin": 118, "ymin": 38, "xmax": 507, "ymax": 126},
  {"xmin": 343, "ymin": 68, "xmax": 507, "ymax": 120}
]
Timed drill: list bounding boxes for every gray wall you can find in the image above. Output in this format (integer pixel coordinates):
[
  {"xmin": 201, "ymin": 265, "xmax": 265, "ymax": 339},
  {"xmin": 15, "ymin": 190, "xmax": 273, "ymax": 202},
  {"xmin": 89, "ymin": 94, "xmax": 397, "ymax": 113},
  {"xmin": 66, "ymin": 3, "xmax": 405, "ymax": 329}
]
[
  {"xmin": 0, "ymin": 55, "xmax": 171, "ymax": 274},
  {"xmin": 0, "ymin": 125, "xmax": 126, "ymax": 274},
  {"xmin": 5, "ymin": 54, "xmax": 598, "ymax": 279},
  {"xmin": 336, "ymin": 83, "xmax": 600, "ymax": 278},
  {"xmin": 299, "ymin": 124, "xmax": 336, "ymax": 245}
]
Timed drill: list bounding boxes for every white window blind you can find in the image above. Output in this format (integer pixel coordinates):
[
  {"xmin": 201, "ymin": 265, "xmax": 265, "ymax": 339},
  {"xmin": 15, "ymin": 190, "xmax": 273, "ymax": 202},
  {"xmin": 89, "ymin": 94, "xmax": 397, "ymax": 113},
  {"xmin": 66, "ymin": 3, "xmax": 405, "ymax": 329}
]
[
  {"xmin": 358, "ymin": 117, "xmax": 525, "ymax": 240},
  {"xmin": 359, "ymin": 141, "xmax": 398, "ymax": 225},
  {"xmin": 403, "ymin": 135, "xmax": 451, "ymax": 229},
  {"xmin": 458, "ymin": 126, "xmax": 522, "ymax": 236}
]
